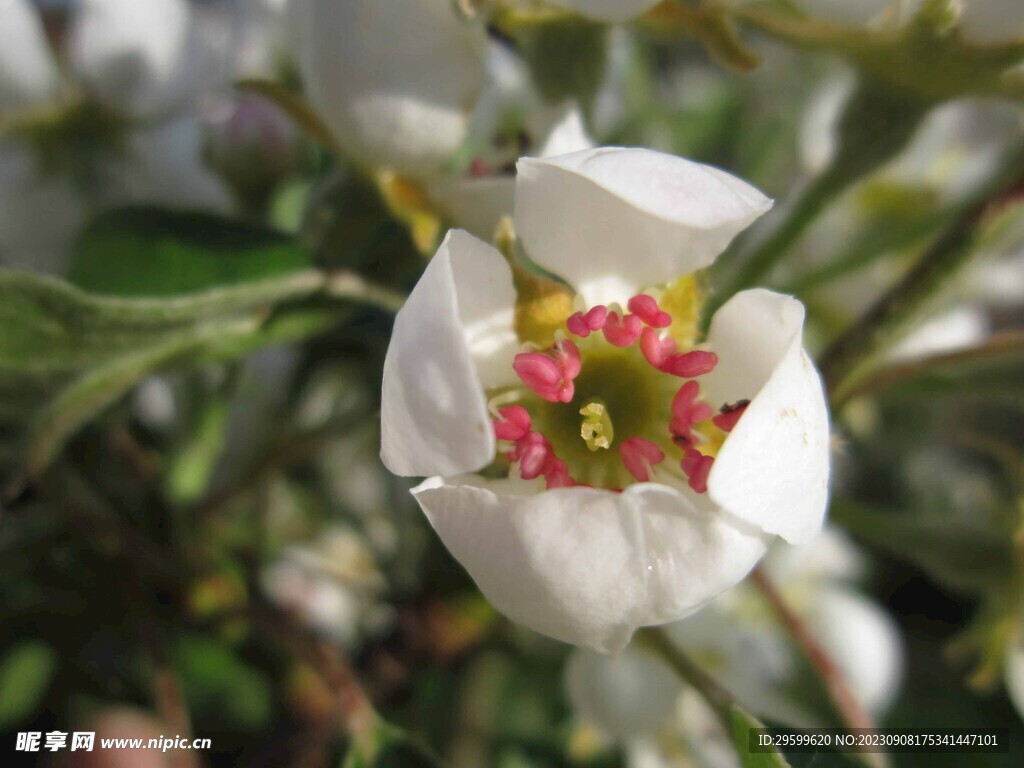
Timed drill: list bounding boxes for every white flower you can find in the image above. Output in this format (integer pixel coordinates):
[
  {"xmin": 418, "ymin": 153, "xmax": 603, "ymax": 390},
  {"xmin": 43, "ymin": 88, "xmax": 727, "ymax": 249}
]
[
  {"xmin": 380, "ymin": 147, "xmax": 830, "ymax": 652},
  {"xmin": 545, "ymin": 0, "xmax": 664, "ymax": 23},
  {"xmin": 67, "ymin": 0, "xmax": 212, "ymax": 120},
  {"xmin": 0, "ymin": 0, "xmax": 61, "ymax": 114},
  {"xmin": 1005, "ymin": 628, "xmax": 1024, "ymax": 722},
  {"xmin": 290, "ymin": 0, "xmax": 486, "ymax": 178},
  {"xmin": 788, "ymin": 0, "xmax": 922, "ymax": 28}
]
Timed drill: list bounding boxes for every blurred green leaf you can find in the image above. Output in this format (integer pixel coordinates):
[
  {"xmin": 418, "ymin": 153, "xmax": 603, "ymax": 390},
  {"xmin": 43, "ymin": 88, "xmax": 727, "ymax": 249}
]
[
  {"xmin": 0, "ymin": 268, "xmax": 349, "ymax": 476},
  {"xmin": 173, "ymin": 634, "xmax": 273, "ymax": 731},
  {"xmin": 515, "ymin": 17, "xmax": 608, "ymax": 109},
  {"xmin": 68, "ymin": 208, "xmax": 313, "ymax": 298},
  {"xmin": 0, "ymin": 641, "xmax": 58, "ymax": 728}
]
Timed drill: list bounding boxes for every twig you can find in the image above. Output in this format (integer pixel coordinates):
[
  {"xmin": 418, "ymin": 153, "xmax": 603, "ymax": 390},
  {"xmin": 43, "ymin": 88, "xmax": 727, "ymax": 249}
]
[
  {"xmin": 750, "ymin": 568, "xmax": 886, "ymax": 768},
  {"xmin": 832, "ymin": 330, "xmax": 1024, "ymax": 408},
  {"xmin": 635, "ymin": 626, "xmax": 736, "ymax": 733}
]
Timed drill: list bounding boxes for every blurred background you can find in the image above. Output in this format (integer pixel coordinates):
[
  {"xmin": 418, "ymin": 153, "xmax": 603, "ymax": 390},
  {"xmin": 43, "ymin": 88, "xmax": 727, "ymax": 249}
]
[{"xmin": 2, "ymin": 1, "xmax": 1024, "ymax": 766}]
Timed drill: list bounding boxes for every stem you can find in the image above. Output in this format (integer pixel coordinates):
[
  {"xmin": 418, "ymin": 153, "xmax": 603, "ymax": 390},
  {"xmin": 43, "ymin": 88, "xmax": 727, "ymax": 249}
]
[
  {"xmin": 819, "ymin": 140, "xmax": 1024, "ymax": 400},
  {"xmin": 749, "ymin": 568, "xmax": 881, "ymax": 743},
  {"xmin": 635, "ymin": 626, "xmax": 736, "ymax": 732},
  {"xmin": 324, "ymin": 270, "xmax": 406, "ymax": 314},
  {"xmin": 832, "ymin": 330, "xmax": 1024, "ymax": 408}
]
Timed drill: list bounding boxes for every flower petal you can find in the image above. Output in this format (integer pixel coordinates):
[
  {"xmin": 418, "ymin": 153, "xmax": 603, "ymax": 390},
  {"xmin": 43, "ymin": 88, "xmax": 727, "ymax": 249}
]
[
  {"xmin": 412, "ymin": 476, "xmax": 768, "ymax": 652},
  {"xmin": 68, "ymin": 0, "xmax": 210, "ymax": 119},
  {"xmin": 958, "ymin": 0, "xmax": 1024, "ymax": 46},
  {"xmin": 564, "ymin": 647, "xmax": 680, "ymax": 739},
  {"xmin": 515, "ymin": 148, "xmax": 772, "ymax": 306},
  {"xmin": 0, "ymin": 0, "xmax": 60, "ymax": 113},
  {"xmin": 703, "ymin": 289, "xmax": 830, "ymax": 544},
  {"xmin": 546, "ymin": 0, "xmax": 663, "ymax": 23},
  {"xmin": 381, "ymin": 230, "xmax": 516, "ymax": 477},
  {"xmin": 291, "ymin": 0, "xmax": 485, "ymax": 178}
]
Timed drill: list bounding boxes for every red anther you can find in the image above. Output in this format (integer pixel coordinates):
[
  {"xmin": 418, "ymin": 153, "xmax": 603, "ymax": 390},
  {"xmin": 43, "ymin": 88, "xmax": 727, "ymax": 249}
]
[
  {"xmin": 627, "ymin": 295, "xmax": 671, "ymax": 328},
  {"xmin": 515, "ymin": 432, "xmax": 552, "ymax": 480},
  {"xmin": 544, "ymin": 457, "xmax": 575, "ymax": 489},
  {"xmin": 620, "ymin": 437, "xmax": 666, "ymax": 483},
  {"xmin": 493, "ymin": 405, "xmax": 531, "ymax": 441},
  {"xmin": 469, "ymin": 158, "xmax": 491, "ymax": 177},
  {"xmin": 602, "ymin": 312, "xmax": 643, "ymax": 347},
  {"xmin": 513, "ymin": 352, "xmax": 564, "ymax": 402},
  {"xmin": 669, "ymin": 380, "xmax": 713, "ymax": 442},
  {"xmin": 663, "ymin": 350, "xmax": 718, "ymax": 378},
  {"xmin": 680, "ymin": 448, "xmax": 713, "ymax": 494},
  {"xmin": 567, "ymin": 305, "xmax": 608, "ymax": 337},
  {"xmin": 639, "ymin": 327, "xmax": 676, "ymax": 370},
  {"xmin": 712, "ymin": 400, "xmax": 750, "ymax": 433},
  {"xmin": 552, "ymin": 339, "xmax": 582, "ymax": 380}
]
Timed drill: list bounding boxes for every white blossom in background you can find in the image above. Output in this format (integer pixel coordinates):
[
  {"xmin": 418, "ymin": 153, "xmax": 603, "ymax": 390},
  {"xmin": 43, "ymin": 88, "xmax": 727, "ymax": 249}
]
[
  {"xmin": 100, "ymin": 114, "xmax": 234, "ymax": 214},
  {"xmin": 0, "ymin": 141, "xmax": 87, "ymax": 274},
  {"xmin": 1005, "ymin": 625, "xmax": 1024, "ymax": 723},
  {"xmin": 787, "ymin": 0, "xmax": 923, "ymax": 28},
  {"xmin": 0, "ymin": 0, "xmax": 61, "ymax": 114},
  {"xmin": 957, "ymin": 0, "xmax": 1024, "ymax": 46},
  {"xmin": 381, "ymin": 147, "xmax": 830, "ymax": 652},
  {"xmin": 290, "ymin": 0, "xmax": 486, "ymax": 178},
  {"xmin": 564, "ymin": 530, "xmax": 902, "ymax": 766},
  {"xmin": 67, "ymin": 0, "xmax": 213, "ymax": 120},
  {"xmin": 262, "ymin": 527, "xmax": 394, "ymax": 647}
]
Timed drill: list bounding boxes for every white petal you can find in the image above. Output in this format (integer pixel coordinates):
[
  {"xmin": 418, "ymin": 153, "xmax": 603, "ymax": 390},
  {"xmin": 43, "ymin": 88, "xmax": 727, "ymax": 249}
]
[
  {"xmin": 0, "ymin": 0, "xmax": 60, "ymax": 113},
  {"xmin": 958, "ymin": 0, "xmax": 1024, "ymax": 45},
  {"xmin": 889, "ymin": 305, "xmax": 988, "ymax": 361},
  {"xmin": 68, "ymin": 0, "xmax": 210, "ymax": 119},
  {"xmin": 807, "ymin": 589, "xmax": 903, "ymax": 716},
  {"xmin": 1005, "ymin": 632, "xmax": 1024, "ymax": 722},
  {"xmin": 430, "ymin": 175, "xmax": 515, "ymax": 242},
  {"xmin": 545, "ymin": 0, "xmax": 663, "ymax": 23},
  {"xmin": 412, "ymin": 476, "xmax": 768, "ymax": 652},
  {"xmin": 515, "ymin": 148, "xmax": 771, "ymax": 306},
  {"xmin": 381, "ymin": 230, "xmax": 517, "ymax": 477},
  {"xmin": 102, "ymin": 116, "xmax": 234, "ymax": 214},
  {"xmin": 535, "ymin": 104, "xmax": 596, "ymax": 158},
  {"xmin": 291, "ymin": 0, "xmax": 484, "ymax": 178},
  {"xmin": 703, "ymin": 289, "xmax": 830, "ymax": 544},
  {"xmin": 0, "ymin": 140, "xmax": 86, "ymax": 275},
  {"xmin": 565, "ymin": 647, "xmax": 680, "ymax": 739}
]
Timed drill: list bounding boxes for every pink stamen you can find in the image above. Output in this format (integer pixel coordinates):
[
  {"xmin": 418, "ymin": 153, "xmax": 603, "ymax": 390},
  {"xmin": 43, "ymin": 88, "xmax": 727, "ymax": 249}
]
[
  {"xmin": 544, "ymin": 457, "xmax": 574, "ymax": 489},
  {"xmin": 669, "ymin": 380, "xmax": 713, "ymax": 444},
  {"xmin": 680, "ymin": 448, "xmax": 714, "ymax": 494},
  {"xmin": 663, "ymin": 350, "xmax": 718, "ymax": 379},
  {"xmin": 627, "ymin": 295, "xmax": 671, "ymax": 328},
  {"xmin": 552, "ymin": 339, "xmax": 582, "ymax": 380},
  {"xmin": 492, "ymin": 405, "xmax": 531, "ymax": 441},
  {"xmin": 514, "ymin": 432, "xmax": 552, "ymax": 480},
  {"xmin": 567, "ymin": 305, "xmax": 608, "ymax": 338},
  {"xmin": 620, "ymin": 437, "xmax": 666, "ymax": 483},
  {"xmin": 712, "ymin": 400, "xmax": 750, "ymax": 433},
  {"xmin": 602, "ymin": 312, "xmax": 643, "ymax": 347},
  {"xmin": 469, "ymin": 158, "xmax": 491, "ymax": 177},
  {"xmin": 639, "ymin": 328, "xmax": 677, "ymax": 370}
]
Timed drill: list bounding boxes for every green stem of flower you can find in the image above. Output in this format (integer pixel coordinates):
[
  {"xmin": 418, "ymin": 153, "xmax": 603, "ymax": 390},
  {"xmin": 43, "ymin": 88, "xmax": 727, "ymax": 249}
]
[
  {"xmin": 634, "ymin": 626, "xmax": 735, "ymax": 732},
  {"xmin": 820, "ymin": 139, "xmax": 1024, "ymax": 402},
  {"xmin": 832, "ymin": 330, "xmax": 1024, "ymax": 408},
  {"xmin": 324, "ymin": 270, "xmax": 407, "ymax": 314}
]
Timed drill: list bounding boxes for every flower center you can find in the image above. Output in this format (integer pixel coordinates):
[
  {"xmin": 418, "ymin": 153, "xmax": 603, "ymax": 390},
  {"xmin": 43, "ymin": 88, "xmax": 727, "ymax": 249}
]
[{"xmin": 489, "ymin": 291, "xmax": 750, "ymax": 493}]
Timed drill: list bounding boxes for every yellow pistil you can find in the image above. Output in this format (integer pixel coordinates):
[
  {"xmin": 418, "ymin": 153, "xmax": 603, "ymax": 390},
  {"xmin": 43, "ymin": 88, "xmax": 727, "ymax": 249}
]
[{"xmin": 579, "ymin": 400, "xmax": 614, "ymax": 451}]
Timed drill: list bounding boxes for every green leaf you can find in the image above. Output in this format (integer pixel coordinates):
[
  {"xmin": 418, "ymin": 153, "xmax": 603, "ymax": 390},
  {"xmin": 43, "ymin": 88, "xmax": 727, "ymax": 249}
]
[
  {"xmin": 0, "ymin": 268, "xmax": 343, "ymax": 475},
  {"xmin": 0, "ymin": 642, "xmax": 59, "ymax": 728},
  {"xmin": 67, "ymin": 207, "xmax": 314, "ymax": 298},
  {"xmin": 172, "ymin": 634, "xmax": 273, "ymax": 731},
  {"xmin": 515, "ymin": 17, "xmax": 608, "ymax": 109}
]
